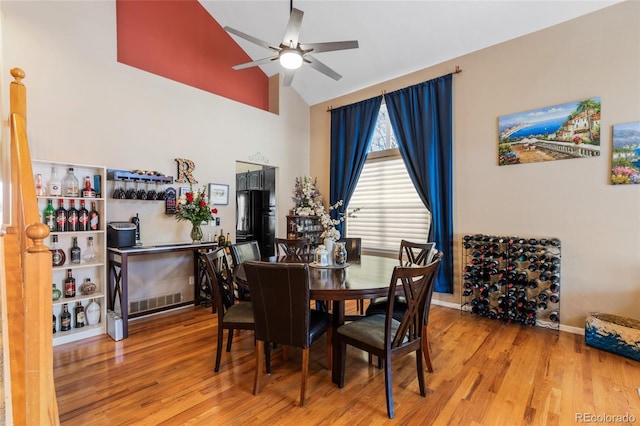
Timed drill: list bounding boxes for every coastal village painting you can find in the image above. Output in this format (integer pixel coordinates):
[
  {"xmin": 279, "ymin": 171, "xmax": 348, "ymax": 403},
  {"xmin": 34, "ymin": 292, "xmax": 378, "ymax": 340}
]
[
  {"xmin": 498, "ymin": 97, "xmax": 601, "ymax": 166},
  {"xmin": 611, "ymin": 121, "xmax": 640, "ymax": 184}
]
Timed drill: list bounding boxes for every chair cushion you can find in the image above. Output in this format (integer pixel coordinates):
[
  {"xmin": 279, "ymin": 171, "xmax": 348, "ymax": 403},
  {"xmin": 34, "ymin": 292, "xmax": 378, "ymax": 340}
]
[
  {"xmin": 223, "ymin": 302, "xmax": 254, "ymax": 324},
  {"xmin": 365, "ymin": 298, "xmax": 408, "ymax": 323},
  {"xmin": 337, "ymin": 314, "xmax": 402, "ymax": 350},
  {"xmin": 309, "ymin": 309, "xmax": 332, "ymax": 343}
]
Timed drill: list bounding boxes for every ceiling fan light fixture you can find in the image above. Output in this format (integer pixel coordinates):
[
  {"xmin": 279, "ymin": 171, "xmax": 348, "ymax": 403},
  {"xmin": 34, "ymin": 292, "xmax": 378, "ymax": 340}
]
[{"xmin": 280, "ymin": 48, "xmax": 303, "ymax": 69}]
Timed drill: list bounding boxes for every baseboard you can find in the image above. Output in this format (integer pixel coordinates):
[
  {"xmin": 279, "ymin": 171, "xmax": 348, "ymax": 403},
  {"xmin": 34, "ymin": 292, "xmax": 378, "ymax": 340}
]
[{"xmin": 430, "ymin": 299, "xmax": 584, "ymax": 336}]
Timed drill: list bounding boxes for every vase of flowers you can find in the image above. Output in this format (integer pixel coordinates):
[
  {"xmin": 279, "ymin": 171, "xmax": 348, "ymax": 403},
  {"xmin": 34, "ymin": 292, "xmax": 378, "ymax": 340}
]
[
  {"xmin": 175, "ymin": 185, "xmax": 218, "ymax": 243},
  {"xmin": 292, "ymin": 176, "xmax": 322, "ymax": 216}
]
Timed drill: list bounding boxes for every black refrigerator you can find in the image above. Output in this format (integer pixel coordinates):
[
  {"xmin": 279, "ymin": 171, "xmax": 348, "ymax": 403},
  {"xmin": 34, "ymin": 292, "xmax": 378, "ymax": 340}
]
[{"xmin": 236, "ymin": 190, "xmax": 275, "ymax": 256}]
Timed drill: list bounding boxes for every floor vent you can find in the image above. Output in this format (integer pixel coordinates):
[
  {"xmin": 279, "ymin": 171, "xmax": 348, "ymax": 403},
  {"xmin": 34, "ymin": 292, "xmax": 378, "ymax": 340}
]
[{"xmin": 129, "ymin": 292, "xmax": 182, "ymax": 314}]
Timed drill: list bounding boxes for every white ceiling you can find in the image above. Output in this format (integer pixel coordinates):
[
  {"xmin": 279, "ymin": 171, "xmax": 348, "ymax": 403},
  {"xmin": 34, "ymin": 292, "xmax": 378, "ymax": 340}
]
[{"xmin": 200, "ymin": 1, "xmax": 623, "ymax": 106}]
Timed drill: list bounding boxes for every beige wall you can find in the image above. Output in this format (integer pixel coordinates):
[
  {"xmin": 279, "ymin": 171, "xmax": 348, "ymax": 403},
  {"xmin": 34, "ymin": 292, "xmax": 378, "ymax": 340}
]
[{"xmin": 310, "ymin": 1, "xmax": 640, "ymax": 330}]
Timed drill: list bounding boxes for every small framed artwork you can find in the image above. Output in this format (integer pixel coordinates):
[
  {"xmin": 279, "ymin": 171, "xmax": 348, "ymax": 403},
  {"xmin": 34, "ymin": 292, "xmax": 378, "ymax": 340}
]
[
  {"xmin": 209, "ymin": 183, "xmax": 229, "ymax": 205},
  {"xmin": 179, "ymin": 187, "xmax": 189, "ymax": 197}
]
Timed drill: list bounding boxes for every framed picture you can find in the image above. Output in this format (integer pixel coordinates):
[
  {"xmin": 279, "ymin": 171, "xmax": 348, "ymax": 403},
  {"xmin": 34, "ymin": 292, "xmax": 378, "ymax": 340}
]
[
  {"xmin": 611, "ymin": 121, "xmax": 640, "ymax": 185},
  {"xmin": 179, "ymin": 187, "xmax": 189, "ymax": 197},
  {"xmin": 209, "ymin": 183, "xmax": 229, "ymax": 205}
]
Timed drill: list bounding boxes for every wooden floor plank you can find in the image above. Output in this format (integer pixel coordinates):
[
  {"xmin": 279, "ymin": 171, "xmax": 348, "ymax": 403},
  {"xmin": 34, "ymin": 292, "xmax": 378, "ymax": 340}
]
[{"xmin": 54, "ymin": 303, "xmax": 640, "ymax": 425}]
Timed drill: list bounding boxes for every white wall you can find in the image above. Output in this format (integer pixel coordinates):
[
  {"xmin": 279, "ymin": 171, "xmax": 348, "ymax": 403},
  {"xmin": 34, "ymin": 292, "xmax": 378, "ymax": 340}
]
[
  {"xmin": 1, "ymin": 1, "xmax": 311, "ymax": 303},
  {"xmin": 311, "ymin": 1, "xmax": 640, "ymax": 329}
]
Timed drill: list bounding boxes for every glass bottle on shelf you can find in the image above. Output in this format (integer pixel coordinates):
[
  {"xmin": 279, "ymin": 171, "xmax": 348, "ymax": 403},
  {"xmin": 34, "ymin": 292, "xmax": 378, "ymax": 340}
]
[
  {"xmin": 60, "ymin": 304, "xmax": 71, "ymax": 331},
  {"xmin": 85, "ymin": 299, "xmax": 101, "ymax": 326},
  {"xmin": 53, "ymin": 313, "xmax": 57, "ymax": 334},
  {"xmin": 89, "ymin": 202, "xmax": 100, "ymax": 230},
  {"xmin": 35, "ymin": 173, "xmax": 46, "ymax": 196},
  {"xmin": 78, "ymin": 200, "xmax": 89, "ymax": 231},
  {"xmin": 62, "ymin": 167, "xmax": 80, "ymax": 197},
  {"xmin": 70, "ymin": 236, "xmax": 81, "ymax": 264},
  {"xmin": 83, "ymin": 236, "xmax": 97, "ymax": 262},
  {"xmin": 43, "ymin": 199, "xmax": 56, "ymax": 232},
  {"xmin": 67, "ymin": 199, "xmax": 79, "ymax": 232},
  {"xmin": 52, "ymin": 283, "xmax": 62, "ymax": 301},
  {"xmin": 48, "ymin": 167, "xmax": 62, "ymax": 197},
  {"xmin": 74, "ymin": 302, "xmax": 85, "ymax": 328},
  {"xmin": 81, "ymin": 176, "xmax": 96, "ymax": 198},
  {"xmin": 50, "ymin": 235, "xmax": 66, "ymax": 267},
  {"xmin": 218, "ymin": 229, "xmax": 225, "ymax": 247},
  {"xmin": 64, "ymin": 269, "xmax": 76, "ymax": 298},
  {"xmin": 55, "ymin": 199, "xmax": 68, "ymax": 232}
]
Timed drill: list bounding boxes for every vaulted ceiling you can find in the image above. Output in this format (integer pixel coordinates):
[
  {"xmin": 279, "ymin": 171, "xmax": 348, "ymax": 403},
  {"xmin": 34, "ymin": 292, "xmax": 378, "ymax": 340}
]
[{"xmin": 200, "ymin": 0, "xmax": 623, "ymax": 106}]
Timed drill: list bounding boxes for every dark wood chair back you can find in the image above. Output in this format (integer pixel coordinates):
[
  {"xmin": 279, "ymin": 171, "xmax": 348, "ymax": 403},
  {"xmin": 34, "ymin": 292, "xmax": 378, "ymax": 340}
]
[
  {"xmin": 275, "ymin": 237, "xmax": 310, "ymax": 257},
  {"xmin": 337, "ymin": 237, "xmax": 362, "ymax": 261},
  {"xmin": 398, "ymin": 239, "xmax": 435, "ymax": 265},
  {"xmin": 230, "ymin": 240, "xmax": 261, "ymax": 267}
]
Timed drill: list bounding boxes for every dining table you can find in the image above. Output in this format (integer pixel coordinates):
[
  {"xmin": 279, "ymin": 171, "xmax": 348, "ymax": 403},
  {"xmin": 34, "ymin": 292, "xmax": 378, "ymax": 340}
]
[{"xmin": 233, "ymin": 254, "xmax": 402, "ymax": 384}]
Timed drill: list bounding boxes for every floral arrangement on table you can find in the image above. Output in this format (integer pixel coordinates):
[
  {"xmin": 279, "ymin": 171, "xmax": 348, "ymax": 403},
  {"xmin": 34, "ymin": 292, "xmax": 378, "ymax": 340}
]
[
  {"xmin": 291, "ymin": 176, "xmax": 360, "ymax": 241},
  {"xmin": 175, "ymin": 185, "xmax": 218, "ymax": 242}
]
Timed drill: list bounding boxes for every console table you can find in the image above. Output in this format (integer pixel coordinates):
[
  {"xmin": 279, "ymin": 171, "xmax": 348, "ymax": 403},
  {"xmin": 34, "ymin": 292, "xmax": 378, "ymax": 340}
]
[{"xmin": 107, "ymin": 242, "xmax": 216, "ymax": 338}]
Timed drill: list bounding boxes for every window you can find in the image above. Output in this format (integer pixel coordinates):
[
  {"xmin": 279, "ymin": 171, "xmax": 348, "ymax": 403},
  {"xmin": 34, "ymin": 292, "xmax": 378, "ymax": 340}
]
[{"xmin": 345, "ymin": 103, "xmax": 431, "ymax": 254}]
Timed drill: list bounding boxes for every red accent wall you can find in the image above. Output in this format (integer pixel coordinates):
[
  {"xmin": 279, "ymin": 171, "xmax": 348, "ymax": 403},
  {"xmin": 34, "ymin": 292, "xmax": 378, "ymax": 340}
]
[{"xmin": 116, "ymin": 0, "xmax": 269, "ymax": 111}]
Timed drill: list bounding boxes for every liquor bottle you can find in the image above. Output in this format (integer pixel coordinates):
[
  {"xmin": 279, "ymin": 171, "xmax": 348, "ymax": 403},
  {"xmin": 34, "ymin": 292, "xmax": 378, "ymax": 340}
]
[
  {"xmin": 78, "ymin": 200, "xmax": 90, "ymax": 231},
  {"xmin": 64, "ymin": 269, "xmax": 76, "ymax": 298},
  {"xmin": 81, "ymin": 176, "xmax": 96, "ymax": 198},
  {"xmin": 70, "ymin": 236, "xmax": 81, "ymax": 264},
  {"xmin": 93, "ymin": 175, "xmax": 102, "ymax": 198},
  {"xmin": 52, "ymin": 283, "xmax": 62, "ymax": 301},
  {"xmin": 83, "ymin": 236, "xmax": 97, "ymax": 262},
  {"xmin": 60, "ymin": 304, "xmax": 72, "ymax": 331},
  {"xmin": 85, "ymin": 299, "xmax": 101, "ymax": 326},
  {"xmin": 50, "ymin": 235, "xmax": 66, "ymax": 267},
  {"xmin": 67, "ymin": 199, "xmax": 79, "ymax": 232},
  {"xmin": 43, "ymin": 199, "xmax": 57, "ymax": 232},
  {"xmin": 218, "ymin": 229, "xmax": 226, "ymax": 247},
  {"xmin": 74, "ymin": 302, "xmax": 85, "ymax": 328},
  {"xmin": 53, "ymin": 313, "xmax": 56, "ymax": 334},
  {"xmin": 48, "ymin": 167, "xmax": 62, "ymax": 196},
  {"xmin": 89, "ymin": 202, "xmax": 100, "ymax": 231},
  {"xmin": 55, "ymin": 199, "xmax": 68, "ymax": 232},
  {"xmin": 35, "ymin": 173, "xmax": 46, "ymax": 196},
  {"xmin": 225, "ymin": 233, "xmax": 231, "ymax": 247},
  {"xmin": 62, "ymin": 167, "xmax": 80, "ymax": 197}
]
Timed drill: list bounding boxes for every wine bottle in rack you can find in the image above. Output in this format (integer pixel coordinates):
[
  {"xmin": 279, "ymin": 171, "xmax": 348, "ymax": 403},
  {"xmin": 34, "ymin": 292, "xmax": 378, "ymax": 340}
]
[
  {"xmin": 549, "ymin": 311, "xmax": 559, "ymax": 322},
  {"xmin": 78, "ymin": 200, "xmax": 89, "ymax": 231},
  {"xmin": 55, "ymin": 199, "xmax": 68, "ymax": 232},
  {"xmin": 43, "ymin": 199, "xmax": 56, "ymax": 232},
  {"xmin": 64, "ymin": 269, "xmax": 76, "ymax": 298},
  {"xmin": 50, "ymin": 235, "xmax": 66, "ymax": 267},
  {"xmin": 60, "ymin": 304, "xmax": 71, "ymax": 331},
  {"xmin": 67, "ymin": 199, "xmax": 79, "ymax": 232},
  {"xmin": 48, "ymin": 167, "xmax": 62, "ymax": 196},
  {"xmin": 70, "ymin": 237, "xmax": 81, "ymax": 264}
]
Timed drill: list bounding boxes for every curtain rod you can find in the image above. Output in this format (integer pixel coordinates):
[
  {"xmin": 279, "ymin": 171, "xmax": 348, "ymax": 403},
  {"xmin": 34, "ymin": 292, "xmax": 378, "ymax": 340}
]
[{"xmin": 326, "ymin": 65, "xmax": 462, "ymax": 112}]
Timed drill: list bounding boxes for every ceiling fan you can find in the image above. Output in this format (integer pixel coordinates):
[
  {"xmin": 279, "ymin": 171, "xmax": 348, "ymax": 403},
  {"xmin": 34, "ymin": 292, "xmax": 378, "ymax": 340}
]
[{"xmin": 223, "ymin": 1, "xmax": 359, "ymax": 86}]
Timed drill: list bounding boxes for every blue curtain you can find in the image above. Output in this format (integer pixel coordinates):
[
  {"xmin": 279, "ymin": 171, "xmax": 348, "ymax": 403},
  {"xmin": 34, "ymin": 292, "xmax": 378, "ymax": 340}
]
[
  {"xmin": 384, "ymin": 74, "xmax": 453, "ymax": 294},
  {"xmin": 330, "ymin": 96, "xmax": 382, "ymax": 237}
]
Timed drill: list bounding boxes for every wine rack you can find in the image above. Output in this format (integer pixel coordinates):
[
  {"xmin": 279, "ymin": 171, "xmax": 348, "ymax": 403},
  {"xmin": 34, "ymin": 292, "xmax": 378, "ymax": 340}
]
[
  {"xmin": 461, "ymin": 234, "xmax": 561, "ymax": 330},
  {"xmin": 33, "ymin": 160, "xmax": 108, "ymax": 345}
]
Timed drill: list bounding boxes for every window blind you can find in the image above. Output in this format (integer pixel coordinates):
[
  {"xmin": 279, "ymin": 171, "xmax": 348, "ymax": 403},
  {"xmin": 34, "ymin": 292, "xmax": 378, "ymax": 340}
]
[{"xmin": 345, "ymin": 153, "xmax": 431, "ymax": 253}]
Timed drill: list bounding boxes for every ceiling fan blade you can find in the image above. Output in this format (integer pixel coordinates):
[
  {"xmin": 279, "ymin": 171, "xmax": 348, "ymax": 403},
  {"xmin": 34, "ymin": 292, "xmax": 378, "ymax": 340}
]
[
  {"xmin": 224, "ymin": 26, "xmax": 280, "ymax": 51},
  {"xmin": 282, "ymin": 69, "xmax": 296, "ymax": 87},
  {"xmin": 281, "ymin": 8, "xmax": 304, "ymax": 48},
  {"xmin": 305, "ymin": 55, "xmax": 342, "ymax": 81},
  {"xmin": 299, "ymin": 40, "xmax": 359, "ymax": 54},
  {"xmin": 232, "ymin": 56, "xmax": 278, "ymax": 70}
]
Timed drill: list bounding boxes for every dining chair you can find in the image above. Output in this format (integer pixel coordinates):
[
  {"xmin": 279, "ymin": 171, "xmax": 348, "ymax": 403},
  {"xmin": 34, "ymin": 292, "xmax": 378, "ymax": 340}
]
[
  {"xmin": 275, "ymin": 237, "xmax": 310, "ymax": 257},
  {"xmin": 399, "ymin": 239, "xmax": 436, "ymax": 265},
  {"xmin": 200, "ymin": 248, "xmax": 256, "ymax": 372},
  {"xmin": 336, "ymin": 258, "xmax": 441, "ymax": 419},
  {"xmin": 230, "ymin": 240, "xmax": 262, "ymax": 300},
  {"xmin": 243, "ymin": 261, "xmax": 332, "ymax": 407},
  {"xmin": 366, "ymin": 251, "xmax": 443, "ymax": 372}
]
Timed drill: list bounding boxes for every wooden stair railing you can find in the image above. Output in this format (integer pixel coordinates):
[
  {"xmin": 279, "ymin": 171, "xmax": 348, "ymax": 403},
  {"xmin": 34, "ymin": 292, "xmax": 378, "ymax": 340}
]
[{"xmin": 2, "ymin": 68, "xmax": 60, "ymax": 424}]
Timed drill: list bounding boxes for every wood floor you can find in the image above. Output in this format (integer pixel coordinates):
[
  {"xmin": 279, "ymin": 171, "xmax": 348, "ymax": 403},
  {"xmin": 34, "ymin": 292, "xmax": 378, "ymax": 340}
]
[{"xmin": 53, "ymin": 303, "xmax": 640, "ymax": 425}]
